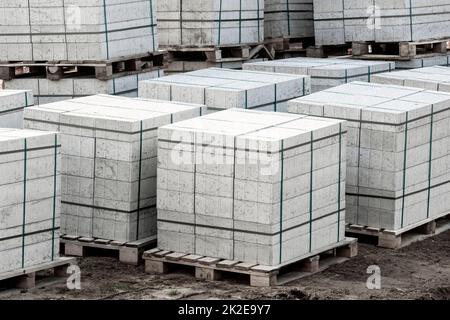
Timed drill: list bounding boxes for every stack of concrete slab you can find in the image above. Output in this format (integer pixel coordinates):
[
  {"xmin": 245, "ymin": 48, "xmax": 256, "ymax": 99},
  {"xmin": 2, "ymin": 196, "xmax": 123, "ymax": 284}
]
[
  {"xmin": 313, "ymin": 0, "xmax": 450, "ymax": 46},
  {"xmin": 244, "ymin": 57, "xmax": 395, "ymax": 92},
  {"xmin": 0, "ymin": 90, "xmax": 34, "ymax": 128},
  {"xmin": 265, "ymin": 0, "xmax": 314, "ymax": 40},
  {"xmin": 0, "ymin": 0, "xmax": 158, "ymax": 61},
  {"xmin": 288, "ymin": 81, "xmax": 450, "ymax": 231},
  {"xmin": 139, "ymin": 68, "xmax": 310, "ymax": 113},
  {"xmin": 157, "ymin": 108, "xmax": 346, "ymax": 266},
  {"xmin": 157, "ymin": 0, "xmax": 264, "ymax": 46},
  {"xmin": 3, "ymin": 70, "xmax": 162, "ymax": 105},
  {"xmin": 395, "ymin": 54, "xmax": 450, "ymax": 70},
  {"xmin": 372, "ymin": 66, "xmax": 450, "ymax": 92},
  {"xmin": 0, "ymin": 129, "xmax": 60, "ymax": 274},
  {"xmin": 23, "ymin": 95, "xmax": 206, "ymax": 242}
]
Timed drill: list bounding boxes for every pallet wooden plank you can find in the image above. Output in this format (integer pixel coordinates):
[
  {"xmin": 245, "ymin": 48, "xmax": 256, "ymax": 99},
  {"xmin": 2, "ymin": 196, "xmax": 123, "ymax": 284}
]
[
  {"xmin": 235, "ymin": 262, "xmax": 258, "ymax": 271},
  {"xmin": 153, "ymin": 250, "xmax": 171, "ymax": 258},
  {"xmin": 198, "ymin": 257, "xmax": 220, "ymax": 265},
  {"xmin": 62, "ymin": 235, "xmax": 81, "ymax": 241},
  {"xmin": 78, "ymin": 237, "xmax": 95, "ymax": 243},
  {"xmin": 125, "ymin": 235, "xmax": 157, "ymax": 248},
  {"xmin": 250, "ymin": 265, "xmax": 279, "ymax": 273},
  {"xmin": 110, "ymin": 241, "xmax": 127, "ymax": 247},
  {"xmin": 181, "ymin": 254, "xmax": 204, "ymax": 263},
  {"xmin": 166, "ymin": 252, "xmax": 188, "ymax": 261},
  {"xmin": 216, "ymin": 260, "xmax": 240, "ymax": 268},
  {"xmin": 94, "ymin": 239, "xmax": 112, "ymax": 245}
]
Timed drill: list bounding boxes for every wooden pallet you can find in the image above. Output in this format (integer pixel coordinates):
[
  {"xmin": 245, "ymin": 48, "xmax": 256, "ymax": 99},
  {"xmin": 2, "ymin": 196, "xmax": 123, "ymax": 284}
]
[
  {"xmin": 266, "ymin": 37, "xmax": 315, "ymax": 53},
  {"xmin": 346, "ymin": 212, "xmax": 450, "ymax": 249},
  {"xmin": 352, "ymin": 39, "xmax": 449, "ymax": 60},
  {"xmin": 0, "ymin": 51, "xmax": 166, "ymax": 81},
  {"xmin": 60, "ymin": 235, "xmax": 157, "ymax": 266},
  {"xmin": 306, "ymin": 45, "xmax": 352, "ymax": 58},
  {"xmin": 143, "ymin": 237, "xmax": 357, "ymax": 287},
  {"xmin": 164, "ymin": 43, "xmax": 275, "ymax": 63},
  {"xmin": 0, "ymin": 257, "xmax": 76, "ymax": 290}
]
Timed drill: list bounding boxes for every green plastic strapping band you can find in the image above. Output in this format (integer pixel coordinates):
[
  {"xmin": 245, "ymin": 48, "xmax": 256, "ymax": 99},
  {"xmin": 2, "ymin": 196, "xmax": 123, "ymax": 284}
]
[
  {"xmin": 256, "ymin": 0, "xmax": 261, "ymax": 41},
  {"xmin": 239, "ymin": 0, "xmax": 242, "ymax": 44},
  {"xmin": 180, "ymin": 0, "xmax": 183, "ymax": 45},
  {"xmin": 368, "ymin": 66, "xmax": 371, "ymax": 82},
  {"xmin": 22, "ymin": 138, "xmax": 28, "ymax": 268},
  {"xmin": 279, "ymin": 140, "xmax": 284, "ymax": 264},
  {"xmin": 408, "ymin": 0, "xmax": 413, "ymax": 41},
  {"xmin": 308, "ymin": 132, "xmax": 314, "ymax": 252},
  {"xmin": 422, "ymin": 59, "xmax": 424, "ymax": 68},
  {"xmin": 286, "ymin": 0, "xmax": 291, "ymax": 36},
  {"xmin": 51, "ymin": 134, "xmax": 57, "ymax": 260},
  {"xmin": 337, "ymin": 123, "xmax": 342, "ymax": 242},
  {"xmin": 92, "ymin": 137, "xmax": 97, "ymax": 237},
  {"xmin": 149, "ymin": 0, "xmax": 156, "ymax": 52},
  {"xmin": 136, "ymin": 120, "xmax": 143, "ymax": 240},
  {"xmin": 27, "ymin": 0, "xmax": 34, "ymax": 61},
  {"xmin": 401, "ymin": 112, "xmax": 409, "ymax": 228},
  {"xmin": 302, "ymin": 78, "xmax": 306, "ymax": 96},
  {"xmin": 112, "ymin": 79, "xmax": 116, "ymax": 95},
  {"xmin": 218, "ymin": 0, "xmax": 223, "ymax": 45},
  {"xmin": 345, "ymin": 70, "xmax": 348, "ymax": 83},
  {"xmin": 274, "ymin": 84, "xmax": 277, "ymax": 112},
  {"xmin": 426, "ymin": 105, "xmax": 434, "ymax": 218},
  {"xmin": 245, "ymin": 90, "xmax": 248, "ymax": 109},
  {"xmin": 24, "ymin": 92, "xmax": 28, "ymax": 108},
  {"xmin": 102, "ymin": 0, "xmax": 110, "ymax": 60},
  {"xmin": 232, "ymin": 136, "xmax": 237, "ymax": 260},
  {"xmin": 355, "ymin": 109, "xmax": 363, "ymax": 225}
]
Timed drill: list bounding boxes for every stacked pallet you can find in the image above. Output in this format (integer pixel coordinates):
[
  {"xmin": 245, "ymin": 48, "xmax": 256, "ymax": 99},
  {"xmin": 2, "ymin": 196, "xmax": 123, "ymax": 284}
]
[
  {"xmin": 0, "ymin": 0, "xmax": 158, "ymax": 61},
  {"xmin": 139, "ymin": 68, "xmax": 310, "ymax": 113},
  {"xmin": 0, "ymin": 129, "xmax": 60, "ymax": 274},
  {"xmin": 157, "ymin": 108, "xmax": 346, "ymax": 266},
  {"xmin": 158, "ymin": 0, "xmax": 264, "ymax": 47},
  {"xmin": 372, "ymin": 66, "xmax": 450, "ymax": 92},
  {"xmin": 0, "ymin": 90, "xmax": 33, "ymax": 128},
  {"xmin": 23, "ymin": 95, "xmax": 206, "ymax": 242},
  {"xmin": 265, "ymin": 0, "xmax": 314, "ymax": 40},
  {"xmin": 3, "ymin": 70, "xmax": 162, "ymax": 105},
  {"xmin": 288, "ymin": 81, "xmax": 450, "ymax": 230},
  {"xmin": 313, "ymin": 0, "xmax": 450, "ymax": 46},
  {"xmin": 243, "ymin": 57, "xmax": 395, "ymax": 92},
  {"xmin": 0, "ymin": 0, "xmax": 162, "ymax": 105}
]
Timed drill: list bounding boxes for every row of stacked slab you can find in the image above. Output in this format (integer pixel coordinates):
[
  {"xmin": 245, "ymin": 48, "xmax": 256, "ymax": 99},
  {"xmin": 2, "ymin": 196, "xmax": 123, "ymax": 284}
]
[
  {"xmin": 2, "ymin": 63, "xmax": 450, "ymax": 275},
  {"xmin": 0, "ymin": 0, "xmax": 163, "ymax": 105}
]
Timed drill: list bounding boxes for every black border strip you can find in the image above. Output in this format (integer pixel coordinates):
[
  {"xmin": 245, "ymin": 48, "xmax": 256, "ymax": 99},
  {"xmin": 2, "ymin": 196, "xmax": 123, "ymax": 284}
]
[
  {"xmin": 0, "ymin": 227, "xmax": 60, "ymax": 242},
  {"xmin": 62, "ymin": 201, "xmax": 156, "ymax": 214},
  {"xmin": 158, "ymin": 209, "xmax": 345, "ymax": 237},
  {"xmin": 346, "ymin": 178, "xmax": 450, "ymax": 201}
]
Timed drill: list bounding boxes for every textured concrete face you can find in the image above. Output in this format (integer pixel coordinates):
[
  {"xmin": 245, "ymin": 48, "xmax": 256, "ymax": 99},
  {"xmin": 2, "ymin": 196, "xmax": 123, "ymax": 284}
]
[
  {"xmin": 23, "ymin": 94, "xmax": 206, "ymax": 242},
  {"xmin": 0, "ymin": 129, "xmax": 60, "ymax": 274},
  {"xmin": 394, "ymin": 54, "xmax": 450, "ymax": 70},
  {"xmin": 139, "ymin": 68, "xmax": 311, "ymax": 113},
  {"xmin": 264, "ymin": 0, "xmax": 314, "ymax": 39},
  {"xmin": 0, "ymin": 90, "xmax": 34, "ymax": 128},
  {"xmin": 313, "ymin": 0, "xmax": 450, "ymax": 45},
  {"xmin": 157, "ymin": 108, "xmax": 346, "ymax": 266},
  {"xmin": 157, "ymin": 0, "xmax": 264, "ymax": 46},
  {"xmin": 0, "ymin": 0, "xmax": 158, "ymax": 61},
  {"xmin": 244, "ymin": 57, "xmax": 395, "ymax": 92},
  {"xmin": 372, "ymin": 66, "xmax": 450, "ymax": 92},
  {"xmin": 3, "ymin": 70, "xmax": 163, "ymax": 105},
  {"xmin": 288, "ymin": 81, "xmax": 450, "ymax": 231}
]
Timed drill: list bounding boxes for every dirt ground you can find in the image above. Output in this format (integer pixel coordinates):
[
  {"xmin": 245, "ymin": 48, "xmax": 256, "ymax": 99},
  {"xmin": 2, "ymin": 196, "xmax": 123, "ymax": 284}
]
[{"xmin": 1, "ymin": 231, "xmax": 449, "ymax": 300}]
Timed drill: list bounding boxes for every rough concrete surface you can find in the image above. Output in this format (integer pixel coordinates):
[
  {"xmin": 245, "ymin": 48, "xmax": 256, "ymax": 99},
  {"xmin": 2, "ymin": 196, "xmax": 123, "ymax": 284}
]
[{"xmin": 1, "ymin": 230, "xmax": 448, "ymax": 300}]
